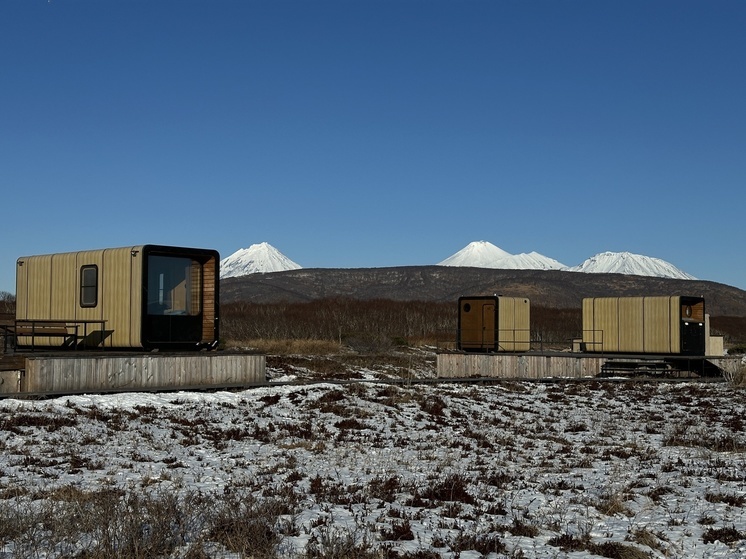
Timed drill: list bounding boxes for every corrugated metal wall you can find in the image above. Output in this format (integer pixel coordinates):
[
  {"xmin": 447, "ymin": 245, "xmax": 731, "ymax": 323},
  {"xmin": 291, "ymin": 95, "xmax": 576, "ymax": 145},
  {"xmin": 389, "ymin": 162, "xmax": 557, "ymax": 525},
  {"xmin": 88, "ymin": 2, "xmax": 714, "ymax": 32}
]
[
  {"xmin": 498, "ymin": 297, "xmax": 531, "ymax": 352},
  {"xmin": 618, "ymin": 297, "xmax": 644, "ymax": 352},
  {"xmin": 583, "ymin": 296, "xmax": 688, "ymax": 354},
  {"xmin": 16, "ymin": 247, "xmax": 143, "ymax": 348},
  {"xmin": 101, "ymin": 247, "xmax": 142, "ymax": 348},
  {"xmin": 643, "ymin": 297, "xmax": 675, "ymax": 353}
]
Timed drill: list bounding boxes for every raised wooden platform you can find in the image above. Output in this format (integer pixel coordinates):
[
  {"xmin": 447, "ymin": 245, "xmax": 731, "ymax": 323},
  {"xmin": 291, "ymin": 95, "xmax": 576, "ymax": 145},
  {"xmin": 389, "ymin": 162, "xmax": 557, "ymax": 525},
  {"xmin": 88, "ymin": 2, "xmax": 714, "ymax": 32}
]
[
  {"xmin": 437, "ymin": 352, "xmax": 738, "ymax": 380},
  {"xmin": 0, "ymin": 352, "xmax": 266, "ymax": 396},
  {"xmin": 438, "ymin": 352, "xmax": 604, "ymax": 379}
]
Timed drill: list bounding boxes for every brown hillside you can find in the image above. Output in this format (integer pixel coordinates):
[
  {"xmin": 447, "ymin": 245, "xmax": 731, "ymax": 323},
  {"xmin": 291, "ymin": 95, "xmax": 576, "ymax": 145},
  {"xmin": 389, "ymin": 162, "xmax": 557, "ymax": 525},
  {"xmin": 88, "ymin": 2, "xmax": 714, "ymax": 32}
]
[{"xmin": 220, "ymin": 266, "xmax": 746, "ymax": 317}]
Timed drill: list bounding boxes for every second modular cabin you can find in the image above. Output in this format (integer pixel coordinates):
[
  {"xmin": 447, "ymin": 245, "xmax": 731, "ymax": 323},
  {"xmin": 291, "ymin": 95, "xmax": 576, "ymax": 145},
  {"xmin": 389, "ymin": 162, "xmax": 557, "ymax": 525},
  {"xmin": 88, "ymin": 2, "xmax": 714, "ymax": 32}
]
[
  {"xmin": 581, "ymin": 295, "xmax": 706, "ymax": 356},
  {"xmin": 15, "ymin": 245, "xmax": 219, "ymax": 351},
  {"xmin": 457, "ymin": 296, "xmax": 531, "ymax": 352}
]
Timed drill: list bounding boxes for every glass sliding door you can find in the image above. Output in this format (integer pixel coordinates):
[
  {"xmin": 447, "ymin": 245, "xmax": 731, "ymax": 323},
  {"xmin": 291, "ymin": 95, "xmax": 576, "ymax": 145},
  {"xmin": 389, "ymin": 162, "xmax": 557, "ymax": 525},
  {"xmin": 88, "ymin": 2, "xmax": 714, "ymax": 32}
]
[{"xmin": 144, "ymin": 255, "xmax": 204, "ymax": 346}]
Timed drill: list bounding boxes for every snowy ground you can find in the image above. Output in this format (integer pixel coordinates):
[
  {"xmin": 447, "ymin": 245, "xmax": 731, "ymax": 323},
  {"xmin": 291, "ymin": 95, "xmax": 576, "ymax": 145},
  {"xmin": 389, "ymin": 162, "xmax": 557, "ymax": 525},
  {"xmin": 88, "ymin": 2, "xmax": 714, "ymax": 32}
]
[{"xmin": 1, "ymin": 351, "xmax": 745, "ymax": 558}]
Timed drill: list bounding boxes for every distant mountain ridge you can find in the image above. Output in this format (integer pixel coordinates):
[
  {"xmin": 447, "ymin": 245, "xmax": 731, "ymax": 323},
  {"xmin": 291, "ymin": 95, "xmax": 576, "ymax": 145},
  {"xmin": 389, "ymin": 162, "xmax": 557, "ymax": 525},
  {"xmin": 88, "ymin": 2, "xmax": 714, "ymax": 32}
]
[
  {"xmin": 220, "ymin": 266, "xmax": 746, "ymax": 317},
  {"xmin": 220, "ymin": 240, "xmax": 695, "ymax": 282},
  {"xmin": 218, "ymin": 243, "xmax": 746, "ymax": 317},
  {"xmin": 438, "ymin": 241, "xmax": 695, "ymax": 281}
]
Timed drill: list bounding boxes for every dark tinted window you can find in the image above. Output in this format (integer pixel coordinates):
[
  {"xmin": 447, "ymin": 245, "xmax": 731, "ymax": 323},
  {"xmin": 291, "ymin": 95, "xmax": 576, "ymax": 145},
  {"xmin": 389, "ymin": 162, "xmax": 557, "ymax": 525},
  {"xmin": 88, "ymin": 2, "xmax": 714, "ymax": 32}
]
[
  {"xmin": 147, "ymin": 255, "xmax": 202, "ymax": 316},
  {"xmin": 80, "ymin": 265, "xmax": 98, "ymax": 307}
]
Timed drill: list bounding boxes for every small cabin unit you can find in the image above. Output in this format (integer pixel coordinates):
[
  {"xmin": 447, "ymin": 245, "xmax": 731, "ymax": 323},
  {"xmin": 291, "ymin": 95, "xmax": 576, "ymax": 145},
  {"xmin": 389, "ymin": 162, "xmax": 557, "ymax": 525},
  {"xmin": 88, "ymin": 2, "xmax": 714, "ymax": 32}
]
[
  {"xmin": 581, "ymin": 295, "xmax": 706, "ymax": 355},
  {"xmin": 457, "ymin": 296, "xmax": 531, "ymax": 352},
  {"xmin": 15, "ymin": 245, "xmax": 219, "ymax": 351}
]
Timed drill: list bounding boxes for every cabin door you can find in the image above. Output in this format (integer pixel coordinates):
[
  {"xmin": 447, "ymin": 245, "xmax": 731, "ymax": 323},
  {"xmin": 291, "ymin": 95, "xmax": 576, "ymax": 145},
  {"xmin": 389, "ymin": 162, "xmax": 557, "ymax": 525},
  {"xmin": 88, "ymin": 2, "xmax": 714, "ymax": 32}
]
[
  {"xmin": 481, "ymin": 304, "xmax": 496, "ymax": 350},
  {"xmin": 680, "ymin": 322, "xmax": 705, "ymax": 355}
]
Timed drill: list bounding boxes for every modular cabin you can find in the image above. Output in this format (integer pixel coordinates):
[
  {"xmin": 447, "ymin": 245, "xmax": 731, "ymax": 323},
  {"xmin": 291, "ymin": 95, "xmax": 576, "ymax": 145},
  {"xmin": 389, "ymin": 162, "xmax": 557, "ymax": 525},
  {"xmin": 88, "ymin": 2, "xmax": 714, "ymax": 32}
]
[
  {"xmin": 457, "ymin": 296, "xmax": 531, "ymax": 352},
  {"xmin": 15, "ymin": 245, "xmax": 219, "ymax": 351},
  {"xmin": 581, "ymin": 296, "xmax": 706, "ymax": 356}
]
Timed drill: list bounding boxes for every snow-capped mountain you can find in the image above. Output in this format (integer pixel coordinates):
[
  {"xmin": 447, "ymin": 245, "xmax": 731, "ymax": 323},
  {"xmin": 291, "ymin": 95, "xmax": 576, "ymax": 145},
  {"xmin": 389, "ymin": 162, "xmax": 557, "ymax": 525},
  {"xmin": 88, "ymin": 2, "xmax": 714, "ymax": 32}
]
[
  {"xmin": 566, "ymin": 251, "xmax": 697, "ymax": 280},
  {"xmin": 438, "ymin": 241, "xmax": 566, "ymax": 270},
  {"xmin": 438, "ymin": 242, "xmax": 696, "ymax": 281},
  {"xmin": 220, "ymin": 242, "xmax": 697, "ymax": 282},
  {"xmin": 220, "ymin": 242, "xmax": 301, "ymax": 278}
]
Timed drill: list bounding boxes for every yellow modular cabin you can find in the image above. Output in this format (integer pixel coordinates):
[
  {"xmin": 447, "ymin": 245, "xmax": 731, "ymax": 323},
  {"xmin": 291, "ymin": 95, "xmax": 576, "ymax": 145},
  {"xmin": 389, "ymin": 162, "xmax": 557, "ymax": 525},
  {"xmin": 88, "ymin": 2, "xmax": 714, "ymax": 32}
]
[
  {"xmin": 582, "ymin": 296, "xmax": 705, "ymax": 355},
  {"xmin": 15, "ymin": 245, "xmax": 219, "ymax": 350},
  {"xmin": 458, "ymin": 296, "xmax": 530, "ymax": 352}
]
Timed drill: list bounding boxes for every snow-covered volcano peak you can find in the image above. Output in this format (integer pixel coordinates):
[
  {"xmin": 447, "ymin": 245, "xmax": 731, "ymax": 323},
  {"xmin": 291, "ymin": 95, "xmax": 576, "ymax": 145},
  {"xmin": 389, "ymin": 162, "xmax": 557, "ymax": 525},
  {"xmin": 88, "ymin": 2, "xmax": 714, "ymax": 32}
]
[
  {"xmin": 220, "ymin": 242, "xmax": 301, "ymax": 278},
  {"xmin": 438, "ymin": 242, "xmax": 695, "ymax": 280},
  {"xmin": 438, "ymin": 241, "xmax": 566, "ymax": 270},
  {"xmin": 567, "ymin": 251, "xmax": 697, "ymax": 280},
  {"xmin": 438, "ymin": 241, "xmax": 511, "ymax": 267}
]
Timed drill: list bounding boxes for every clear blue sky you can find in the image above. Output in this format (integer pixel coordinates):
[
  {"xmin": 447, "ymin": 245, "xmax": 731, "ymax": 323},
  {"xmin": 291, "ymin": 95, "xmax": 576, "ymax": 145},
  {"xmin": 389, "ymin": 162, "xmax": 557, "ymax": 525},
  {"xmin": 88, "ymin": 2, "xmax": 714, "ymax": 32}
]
[{"xmin": 2, "ymin": 0, "xmax": 745, "ymax": 294}]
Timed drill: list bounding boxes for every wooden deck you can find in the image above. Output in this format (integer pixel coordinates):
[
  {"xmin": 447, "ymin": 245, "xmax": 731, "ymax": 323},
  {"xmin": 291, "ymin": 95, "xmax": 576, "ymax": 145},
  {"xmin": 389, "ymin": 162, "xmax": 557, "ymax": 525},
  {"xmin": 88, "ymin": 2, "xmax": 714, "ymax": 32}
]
[
  {"xmin": 437, "ymin": 351, "xmax": 737, "ymax": 380},
  {"xmin": 437, "ymin": 352, "xmax": 604, "ymax": 379},
  {"xmin": 0, "ymin": 352, "xmax": 266, "ymax": 396}
]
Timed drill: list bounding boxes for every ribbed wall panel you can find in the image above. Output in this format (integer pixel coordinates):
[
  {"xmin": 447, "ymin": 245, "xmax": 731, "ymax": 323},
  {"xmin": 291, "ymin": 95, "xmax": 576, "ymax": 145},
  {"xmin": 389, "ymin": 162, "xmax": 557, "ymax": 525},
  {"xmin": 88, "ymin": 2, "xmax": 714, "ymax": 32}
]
[{"xmin": 618, "ymin": 297, "xmax": 644, "ymax": 352}]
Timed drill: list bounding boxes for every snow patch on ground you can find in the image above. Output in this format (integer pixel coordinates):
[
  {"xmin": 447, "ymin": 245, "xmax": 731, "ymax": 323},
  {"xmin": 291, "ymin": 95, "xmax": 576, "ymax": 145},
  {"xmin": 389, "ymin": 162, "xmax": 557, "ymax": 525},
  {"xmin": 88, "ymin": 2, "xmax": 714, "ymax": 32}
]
[{"xmin": 1, "ymin": 375, "xmax": 745, "ymax": 557}]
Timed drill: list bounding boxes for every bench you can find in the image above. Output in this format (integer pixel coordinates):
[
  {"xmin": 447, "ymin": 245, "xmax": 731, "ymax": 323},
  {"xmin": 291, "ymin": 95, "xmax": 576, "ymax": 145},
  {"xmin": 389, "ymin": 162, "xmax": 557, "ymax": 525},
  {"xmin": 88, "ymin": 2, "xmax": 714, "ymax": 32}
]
[{"xmin": 12, "ymin": 321, "xmax": 80, "ymax": 350}]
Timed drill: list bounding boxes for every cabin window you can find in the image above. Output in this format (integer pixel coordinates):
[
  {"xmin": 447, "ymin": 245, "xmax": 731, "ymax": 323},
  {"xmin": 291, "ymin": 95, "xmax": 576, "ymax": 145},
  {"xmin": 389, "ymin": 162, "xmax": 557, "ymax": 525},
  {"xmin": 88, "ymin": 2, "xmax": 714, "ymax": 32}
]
[
  {"xmin": 147, "ymin": 255, "xmax": 202, "ymax": 316},
  {"xmin": 80, "ymin": 265, "xmax": 98, "ymax": 307}
]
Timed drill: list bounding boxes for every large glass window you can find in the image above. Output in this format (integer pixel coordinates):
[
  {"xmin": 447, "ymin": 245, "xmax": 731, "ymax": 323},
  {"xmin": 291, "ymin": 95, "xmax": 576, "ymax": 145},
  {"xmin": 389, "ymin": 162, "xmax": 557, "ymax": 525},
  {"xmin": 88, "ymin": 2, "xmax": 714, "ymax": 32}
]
[
  {"xmin": 80, "ymin": 265, "xmax": 98, "ymax": 307},
  {"xmin": 147, "ymin": 256, "xmax": 202, "ymax": 316}
]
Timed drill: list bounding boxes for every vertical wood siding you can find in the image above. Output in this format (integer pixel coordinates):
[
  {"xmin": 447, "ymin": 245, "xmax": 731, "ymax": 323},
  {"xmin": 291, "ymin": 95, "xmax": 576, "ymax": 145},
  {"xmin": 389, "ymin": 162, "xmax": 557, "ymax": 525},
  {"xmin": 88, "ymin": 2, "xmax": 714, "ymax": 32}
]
[
  {"xmin": 202, "ymin": 256, "xmax": 217, "ymax": 343},
  {"xmin": 438, "ymin": 353, "xmax": 604, "ymax": 379},
  {"xmin": 20, "ymin": 354, "xmax": 265, "ymax": 394}
]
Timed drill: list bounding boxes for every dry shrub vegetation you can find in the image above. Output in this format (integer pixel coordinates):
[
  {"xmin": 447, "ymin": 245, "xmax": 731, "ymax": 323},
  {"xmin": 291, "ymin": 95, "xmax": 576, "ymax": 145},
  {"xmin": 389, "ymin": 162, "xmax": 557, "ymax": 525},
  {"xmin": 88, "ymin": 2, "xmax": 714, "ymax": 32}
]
[
  {"xmin": 221, "ymin": 299, "xmax": 457, "ymax": 352},
  {"xmin": 221, "ymin": 299, "xmax": 746, "ymax": 352},
  {"xmin": 221, "ymin": 299, "xmax": 590, "ymax": 351},
  {"xmin": 0, "ymin": 485, "xmax": 288, "ymax": 559},
  {"xmin": 2, "ymin": 378, "xmax": 746, "ymax": 557}
]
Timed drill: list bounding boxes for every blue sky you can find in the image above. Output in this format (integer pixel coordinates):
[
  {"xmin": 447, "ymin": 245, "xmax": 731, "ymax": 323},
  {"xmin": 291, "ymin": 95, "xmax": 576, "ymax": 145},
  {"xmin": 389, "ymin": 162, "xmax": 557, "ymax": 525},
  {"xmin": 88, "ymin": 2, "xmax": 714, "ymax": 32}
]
[{"xmin": 2, "ymin": 0, "xmax": 745, "ymax": 294}]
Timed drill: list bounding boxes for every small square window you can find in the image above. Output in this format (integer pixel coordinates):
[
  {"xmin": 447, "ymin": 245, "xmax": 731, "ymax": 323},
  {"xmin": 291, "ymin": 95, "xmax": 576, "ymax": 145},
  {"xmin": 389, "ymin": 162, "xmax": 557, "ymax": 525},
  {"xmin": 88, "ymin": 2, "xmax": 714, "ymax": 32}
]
[{"xmin": 80, "ymin": 265, "xmax": 98, "ymax": 307}]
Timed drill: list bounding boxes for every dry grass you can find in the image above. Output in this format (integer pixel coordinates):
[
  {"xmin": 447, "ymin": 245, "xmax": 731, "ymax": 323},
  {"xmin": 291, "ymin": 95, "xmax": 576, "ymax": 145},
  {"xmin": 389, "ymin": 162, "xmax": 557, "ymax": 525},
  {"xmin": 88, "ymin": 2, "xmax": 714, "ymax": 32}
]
[
  {"xmin": 225, "ymin": 338, "xmax": 343, "ymax": 355},
  {"xmin": 723, "ymin": 361, "xmax": 746, "ymax": 387},
  {"xmin": 2, "ymin": 371, "xmax": 746, "ymax": 557},
  {"xmin": 0, "ymin": 485, "xmax": 295, "ymax": 559},
  {"xmin": 259, "ymin": 345, "xmax": 436, "ymax": 382}
]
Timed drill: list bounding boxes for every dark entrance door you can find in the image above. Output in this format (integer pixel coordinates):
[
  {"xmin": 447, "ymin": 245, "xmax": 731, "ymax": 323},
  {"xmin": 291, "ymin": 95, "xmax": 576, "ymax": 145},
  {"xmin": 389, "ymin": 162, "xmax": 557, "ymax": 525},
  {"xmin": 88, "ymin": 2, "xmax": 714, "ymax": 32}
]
[{"xmin": 680, "ymin": 321, "xmax": 705, "ymax": 355}]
